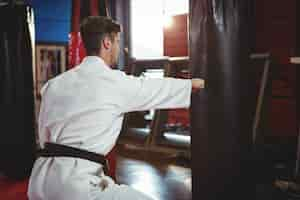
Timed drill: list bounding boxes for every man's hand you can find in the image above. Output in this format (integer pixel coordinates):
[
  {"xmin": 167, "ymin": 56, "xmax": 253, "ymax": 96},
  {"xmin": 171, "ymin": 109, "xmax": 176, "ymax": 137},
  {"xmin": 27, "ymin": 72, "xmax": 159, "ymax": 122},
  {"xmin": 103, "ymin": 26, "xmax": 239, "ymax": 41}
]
[{"xmin": 191, "ymin": 78, "xmax": 205, "ymax": 91}]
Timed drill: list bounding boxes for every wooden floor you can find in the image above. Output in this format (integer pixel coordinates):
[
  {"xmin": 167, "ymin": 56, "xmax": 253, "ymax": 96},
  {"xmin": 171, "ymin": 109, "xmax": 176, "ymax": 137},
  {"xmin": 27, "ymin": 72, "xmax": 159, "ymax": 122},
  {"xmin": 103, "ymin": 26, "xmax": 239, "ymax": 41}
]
[
  {"xmin": 115, "ymin": 144, "xmax": 192, "ymax": 200},
  {"xmin": 0, "ymin": 143, "xmax": 299, "ymax": 200},
  {"xmin": 3, "ymin": 140, "xmax": 298, "ymax": 200},
  {"xmin": 0, "ymin": 143, "xmax": 191, "ymax": 200},
  {"xmin": 115, "ymin": 142, "xmax": 299, "ymax": 200}
]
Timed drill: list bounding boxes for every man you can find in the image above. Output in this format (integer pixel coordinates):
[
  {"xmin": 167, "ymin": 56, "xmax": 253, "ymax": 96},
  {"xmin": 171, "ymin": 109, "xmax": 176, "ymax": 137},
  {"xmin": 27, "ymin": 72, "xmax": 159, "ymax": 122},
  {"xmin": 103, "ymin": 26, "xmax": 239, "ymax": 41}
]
[{"xmin": 28, "ymin": 16, "xmax": 204, "ymax": 200}]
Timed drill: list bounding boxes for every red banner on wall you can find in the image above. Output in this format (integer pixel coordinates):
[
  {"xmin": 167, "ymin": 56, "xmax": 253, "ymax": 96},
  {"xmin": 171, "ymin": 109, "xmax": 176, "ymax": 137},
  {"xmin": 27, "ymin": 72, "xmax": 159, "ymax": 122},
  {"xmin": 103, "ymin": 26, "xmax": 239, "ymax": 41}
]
[{"xmin": 68, "ymin": 32, "xmax": 86, "ymax": 68}]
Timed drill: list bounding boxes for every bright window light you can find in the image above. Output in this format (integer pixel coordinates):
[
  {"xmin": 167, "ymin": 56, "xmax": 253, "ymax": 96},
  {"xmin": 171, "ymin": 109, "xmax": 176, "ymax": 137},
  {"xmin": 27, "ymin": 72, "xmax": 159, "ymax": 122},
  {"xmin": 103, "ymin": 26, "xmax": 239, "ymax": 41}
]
[
  {"xmin": 130, "ymin": 0, "xmax": 188, "ymax": 59},
  {"xmin": 163, "ymin": 16, "xmax": 173, "ymax": 28},
  {"xmin": 131, "ymin": 0, "xmax": 164, "ymax": 59},
  {"xmin": 163, "ymin": 0, "xmax": 189, "ymax": 16}
]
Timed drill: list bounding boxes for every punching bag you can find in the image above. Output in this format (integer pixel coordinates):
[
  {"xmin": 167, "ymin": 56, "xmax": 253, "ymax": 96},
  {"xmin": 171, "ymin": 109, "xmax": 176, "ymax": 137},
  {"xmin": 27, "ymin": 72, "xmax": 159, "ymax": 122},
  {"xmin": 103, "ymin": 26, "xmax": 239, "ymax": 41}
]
[
  {"xmin": 0, "ymin": 3, "xmax": 36, "ymax": 179},
  {"xmin": 190, "ymin": 0, "xmax": 255, "ymax": 199}
]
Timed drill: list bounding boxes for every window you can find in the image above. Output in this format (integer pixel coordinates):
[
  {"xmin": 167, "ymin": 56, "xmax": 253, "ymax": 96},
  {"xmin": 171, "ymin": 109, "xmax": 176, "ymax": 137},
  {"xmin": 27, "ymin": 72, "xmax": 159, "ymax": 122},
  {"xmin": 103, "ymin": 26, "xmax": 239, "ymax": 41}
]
[{"xmin": 130, "ymin": 0, "xmax": 188, "ymax": 59}]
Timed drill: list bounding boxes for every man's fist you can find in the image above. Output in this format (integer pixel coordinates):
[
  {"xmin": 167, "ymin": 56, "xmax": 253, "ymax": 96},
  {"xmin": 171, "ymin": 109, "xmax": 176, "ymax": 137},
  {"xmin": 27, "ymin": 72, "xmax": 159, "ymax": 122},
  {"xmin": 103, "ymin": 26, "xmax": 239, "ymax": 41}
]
[{"xmin": 191, "ymin": 78, "xmax": 205, "ymax": 91}]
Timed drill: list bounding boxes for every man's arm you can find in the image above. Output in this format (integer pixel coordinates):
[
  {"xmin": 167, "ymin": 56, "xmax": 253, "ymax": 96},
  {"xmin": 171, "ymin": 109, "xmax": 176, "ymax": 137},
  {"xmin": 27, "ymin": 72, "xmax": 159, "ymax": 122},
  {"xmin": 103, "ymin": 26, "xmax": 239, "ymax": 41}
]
[{"xmin": 117, "ymin": 72, "xmax": 204, "ymax": 113}]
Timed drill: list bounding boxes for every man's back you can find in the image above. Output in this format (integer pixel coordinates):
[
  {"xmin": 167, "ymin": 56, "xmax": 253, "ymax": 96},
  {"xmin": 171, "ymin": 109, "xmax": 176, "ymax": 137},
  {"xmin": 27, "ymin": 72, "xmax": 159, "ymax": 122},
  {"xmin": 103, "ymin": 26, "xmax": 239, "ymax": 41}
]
[
  {"xmin": 28, "ymin": 56, "xmax": 192, "ymax": 200},
  {"xmin": 28, "ymin": 56, "xmax": 128, "ymax": 200},
  {"xmin": 38, "ymin": 56, "xmax": 124, "ymax": 155}
]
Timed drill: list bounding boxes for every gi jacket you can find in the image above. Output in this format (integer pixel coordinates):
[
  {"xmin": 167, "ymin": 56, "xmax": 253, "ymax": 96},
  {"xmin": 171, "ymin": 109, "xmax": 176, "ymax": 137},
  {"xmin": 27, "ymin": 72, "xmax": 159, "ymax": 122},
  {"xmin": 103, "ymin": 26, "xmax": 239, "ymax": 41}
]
[{"xmin": 28, "ymin": 56, "xmax": 191, "ymax": 200}]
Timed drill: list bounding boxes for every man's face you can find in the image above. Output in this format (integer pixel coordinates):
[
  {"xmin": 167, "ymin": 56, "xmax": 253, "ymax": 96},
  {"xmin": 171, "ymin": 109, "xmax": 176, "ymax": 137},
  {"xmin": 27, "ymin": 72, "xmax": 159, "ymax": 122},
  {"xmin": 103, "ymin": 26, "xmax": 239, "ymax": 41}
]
[{"xmin": 110, "ymin": 33, "xmax": 120, "ymax": 66}]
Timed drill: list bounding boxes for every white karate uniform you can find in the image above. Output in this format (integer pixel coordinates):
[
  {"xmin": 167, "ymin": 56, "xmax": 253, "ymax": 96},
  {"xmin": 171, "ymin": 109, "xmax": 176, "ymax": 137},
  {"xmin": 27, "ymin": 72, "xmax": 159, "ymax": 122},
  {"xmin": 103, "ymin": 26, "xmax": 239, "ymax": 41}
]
[{"xmin": 28, "ymin": 56, "xmax": 191, "ymax": 200}]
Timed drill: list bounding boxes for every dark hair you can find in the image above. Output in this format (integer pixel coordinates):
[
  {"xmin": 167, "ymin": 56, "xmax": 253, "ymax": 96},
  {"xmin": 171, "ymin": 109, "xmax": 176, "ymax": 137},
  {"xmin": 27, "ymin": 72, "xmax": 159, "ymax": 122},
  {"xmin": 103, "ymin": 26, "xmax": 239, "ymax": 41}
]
[{"xmin": 80, "ymin": 16, "xmax": 121, "ymax": 55}]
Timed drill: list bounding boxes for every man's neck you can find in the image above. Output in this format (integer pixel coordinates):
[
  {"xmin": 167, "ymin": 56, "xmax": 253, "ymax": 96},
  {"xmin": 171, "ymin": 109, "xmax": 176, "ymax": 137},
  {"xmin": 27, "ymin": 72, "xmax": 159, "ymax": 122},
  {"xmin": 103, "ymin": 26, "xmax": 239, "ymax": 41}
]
[
  {"xmin": 99, "ymin": 52, "xmax": 111, "ymax": 66},
  {"xmin": 88, "ymin": 53, "xmax": 111, "ymax": 67}
]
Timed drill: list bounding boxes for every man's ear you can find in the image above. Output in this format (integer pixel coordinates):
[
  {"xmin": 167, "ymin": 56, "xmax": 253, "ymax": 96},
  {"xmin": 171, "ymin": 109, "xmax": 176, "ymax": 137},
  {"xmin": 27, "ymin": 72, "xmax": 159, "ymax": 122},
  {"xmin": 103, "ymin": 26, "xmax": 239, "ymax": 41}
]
[{"xmin": 102, "ymin": 36, "xmax": 112, "ymax": 50}]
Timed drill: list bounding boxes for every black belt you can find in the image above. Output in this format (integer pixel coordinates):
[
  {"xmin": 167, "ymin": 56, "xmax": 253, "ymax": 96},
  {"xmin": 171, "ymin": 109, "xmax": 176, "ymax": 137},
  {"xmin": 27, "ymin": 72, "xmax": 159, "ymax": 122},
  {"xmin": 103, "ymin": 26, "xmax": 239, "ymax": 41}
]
[{"xmin": 37, "ymin": 142, "xmax": 110, "ymax": 175}]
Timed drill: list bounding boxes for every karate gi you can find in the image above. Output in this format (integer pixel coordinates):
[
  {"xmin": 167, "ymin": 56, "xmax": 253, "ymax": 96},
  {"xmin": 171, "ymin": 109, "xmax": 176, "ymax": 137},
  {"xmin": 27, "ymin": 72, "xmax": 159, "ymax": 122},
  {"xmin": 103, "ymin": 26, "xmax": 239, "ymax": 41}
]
[{"xmin": 28, "ymin": 56, "xmax": 191, "ymax": 200}]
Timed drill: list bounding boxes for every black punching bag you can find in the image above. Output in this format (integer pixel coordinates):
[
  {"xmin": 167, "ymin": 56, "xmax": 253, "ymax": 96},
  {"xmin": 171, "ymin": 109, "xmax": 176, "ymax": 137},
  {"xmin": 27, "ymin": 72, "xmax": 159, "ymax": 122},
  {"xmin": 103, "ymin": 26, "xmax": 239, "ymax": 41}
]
[
  {"xmin": 0, "ymin": 3, "xmax": 36, "ymax": 179},
  {"xmin": 190, "ymin": 0, "xmax": 255, "ymax": 199}
]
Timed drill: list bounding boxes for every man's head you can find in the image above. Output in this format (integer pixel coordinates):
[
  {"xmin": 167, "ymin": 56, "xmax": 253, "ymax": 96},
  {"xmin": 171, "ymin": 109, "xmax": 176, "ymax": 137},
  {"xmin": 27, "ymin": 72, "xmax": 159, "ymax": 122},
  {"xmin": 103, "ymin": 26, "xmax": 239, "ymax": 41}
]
[{"xmin": 80, "ymin": 16, "xmax": 121, "ymax": 66}]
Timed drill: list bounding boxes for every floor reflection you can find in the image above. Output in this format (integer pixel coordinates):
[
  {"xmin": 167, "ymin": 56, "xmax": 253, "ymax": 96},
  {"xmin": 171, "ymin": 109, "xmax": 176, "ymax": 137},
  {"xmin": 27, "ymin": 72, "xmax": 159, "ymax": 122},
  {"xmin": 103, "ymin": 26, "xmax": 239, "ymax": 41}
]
[{"xmin": 116, "ymin": 145, "xmax": 192, "ymax": 200}]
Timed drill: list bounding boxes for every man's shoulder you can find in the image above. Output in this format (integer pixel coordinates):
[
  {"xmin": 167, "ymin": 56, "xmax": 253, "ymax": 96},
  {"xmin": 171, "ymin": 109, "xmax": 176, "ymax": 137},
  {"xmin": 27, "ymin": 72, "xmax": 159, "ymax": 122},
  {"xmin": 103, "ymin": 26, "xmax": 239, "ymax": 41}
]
[
  {"xmin": 110, "ymin": 69, "xmax": 127, "ymax": 77},
  {"xmin": 98, "ymin": 68, "xmax": 129, "ymax": 82},
  {"xmin": 42, "ymin": 68, "xmax": 77, "ymax": 93},
  {"xmin": 50, "ymin": 66, "xmax": 79, "ymax": 83}
]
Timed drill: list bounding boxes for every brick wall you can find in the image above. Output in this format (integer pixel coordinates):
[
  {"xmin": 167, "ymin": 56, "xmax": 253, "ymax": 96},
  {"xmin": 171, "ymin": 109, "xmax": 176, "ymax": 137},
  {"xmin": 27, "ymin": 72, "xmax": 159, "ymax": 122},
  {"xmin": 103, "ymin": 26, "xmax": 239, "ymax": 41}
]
[
  {"xmin": 163, "ymin": 14, "xmax": 188, "ymax": 57},
  {"xmin": 255, "ymin": 0, "xmax": 298, "ymax": 137}
]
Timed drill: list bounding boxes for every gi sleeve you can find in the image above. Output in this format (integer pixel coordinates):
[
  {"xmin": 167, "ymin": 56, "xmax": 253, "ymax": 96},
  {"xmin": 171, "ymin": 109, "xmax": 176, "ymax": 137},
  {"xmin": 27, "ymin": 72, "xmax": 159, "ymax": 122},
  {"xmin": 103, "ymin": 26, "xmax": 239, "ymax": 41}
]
[
  {"xmin": 37, "ymin": 82, "xmax": 50, "ymax": 148},
  {"xmin": 119, "ymin": 73, "xmax": 192, "ymax": 113}
]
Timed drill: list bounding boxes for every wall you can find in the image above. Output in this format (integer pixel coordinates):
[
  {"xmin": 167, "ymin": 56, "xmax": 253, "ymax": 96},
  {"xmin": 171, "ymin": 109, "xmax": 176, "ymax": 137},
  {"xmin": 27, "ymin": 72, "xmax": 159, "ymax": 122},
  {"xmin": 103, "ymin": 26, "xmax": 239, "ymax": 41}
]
[
  {"xmin": 25, "ymin": 0, "xmax": 71, "ymax": 43},
  {"xmin": 163, "ymin": 14, "xmax": 188, "ymax": 57},
  {"xmin": 255, "ymin": 0, "xmax": 298, "ymax": 138}
]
